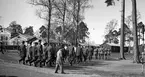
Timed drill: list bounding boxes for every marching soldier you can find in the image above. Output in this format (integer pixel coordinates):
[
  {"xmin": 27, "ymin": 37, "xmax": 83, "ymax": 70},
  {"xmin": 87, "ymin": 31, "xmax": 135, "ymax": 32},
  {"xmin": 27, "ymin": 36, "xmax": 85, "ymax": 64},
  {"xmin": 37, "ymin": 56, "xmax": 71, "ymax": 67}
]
[
  {"xmin": 29, "ymin": 42, "xmax": 39, "ymax": 66},
  {"xmin": 68, "ymin": 44, "xmax": 75, "ymax": 66},
  {"xmin": 19, "ymin": 41, "xmax": 27, "ymax": 64},
  {"xmin": 76, "ymin": 45, "xmax": 83, "ymax": 63},
  {"xmin": 88, "ymin": 46, "xmax": 93, "ymax": 61},
  {"xmin": 0, "ymin": 42, "xmax": 4, "ymax": 54},
  {"xmin": 82, "ymin": 46, "xmax": 88, "ymax": 62},
  {"xmin": 46, "ymin": 43, "xmax": 53, "ymax": 67},
  {"xmin": 35, "ymin": 40, "xmax": 43, "ymax": 67},
  {"xmin": 26, "ymin": 42, "xmax": 33, "ymax": 65},
  {"xmin": 94, "ymin": 47, "xmax": 98, "ymax": 59},
  {"xmin": 40, "ymin": 42, "xmax": 48, "ymax": 67}
]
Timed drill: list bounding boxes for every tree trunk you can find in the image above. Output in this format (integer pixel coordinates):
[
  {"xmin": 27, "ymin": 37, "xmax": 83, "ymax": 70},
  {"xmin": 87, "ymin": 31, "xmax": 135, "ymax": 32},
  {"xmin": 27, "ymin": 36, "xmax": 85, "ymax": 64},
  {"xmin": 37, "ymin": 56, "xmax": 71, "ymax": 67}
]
[
  {"xmin": 73, "ymin": 0, "xmax": 76, "ymax": 45},
  {"xmin": 47, "ymin": 0, "xmax": 52, "ymax": 44},
  {"xmin": 138, "ymin": 28, "xmax": 140, "ymax": 45},
  {"xmin": 132, "ymin": 0, "xmax": 140, "ymax": 63},
  {"xmin": 61, "ymin": 0, "xmax": 67, "ymax": 43},
  {"xmin": 76, "ymin": 0, "xmax": 80, "ymax": 46},
  {"xmin": 128, "ymin": 39, "xmax": 131, "ymax": 53},
  {"xmin": 120, "ymin": 0, "xmax": 126, "ymax": 60}
]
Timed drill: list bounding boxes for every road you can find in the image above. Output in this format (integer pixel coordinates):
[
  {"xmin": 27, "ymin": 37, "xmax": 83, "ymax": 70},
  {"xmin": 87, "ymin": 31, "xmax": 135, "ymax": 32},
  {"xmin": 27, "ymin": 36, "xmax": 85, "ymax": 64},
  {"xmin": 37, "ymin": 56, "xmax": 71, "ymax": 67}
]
[
  {"xmin": 0, "ymin": 51, "xmax": 100, "ymax": 77},
  {"xmin": 1, "ymin": 51, "xmax": 145, "ymax": 77}
]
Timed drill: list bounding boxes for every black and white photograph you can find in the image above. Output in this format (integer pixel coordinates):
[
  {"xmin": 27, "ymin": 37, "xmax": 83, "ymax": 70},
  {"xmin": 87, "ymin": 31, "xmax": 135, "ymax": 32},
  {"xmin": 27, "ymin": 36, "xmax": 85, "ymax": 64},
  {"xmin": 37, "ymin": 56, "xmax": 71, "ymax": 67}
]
[{"xmin": 0, "ymin": 0, "xmax": 145, "ymax": 77}]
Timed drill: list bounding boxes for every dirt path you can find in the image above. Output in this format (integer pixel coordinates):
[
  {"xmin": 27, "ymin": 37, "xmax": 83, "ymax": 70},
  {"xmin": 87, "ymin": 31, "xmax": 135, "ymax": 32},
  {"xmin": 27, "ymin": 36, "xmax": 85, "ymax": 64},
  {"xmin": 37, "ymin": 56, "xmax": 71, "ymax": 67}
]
[
  {"xmin": 0, "ymin": 61, "xmax": 100, "ymax": 77},
  {"xmin": 1, "ymin": 52, "xmax": 145, "ymax": 77}
]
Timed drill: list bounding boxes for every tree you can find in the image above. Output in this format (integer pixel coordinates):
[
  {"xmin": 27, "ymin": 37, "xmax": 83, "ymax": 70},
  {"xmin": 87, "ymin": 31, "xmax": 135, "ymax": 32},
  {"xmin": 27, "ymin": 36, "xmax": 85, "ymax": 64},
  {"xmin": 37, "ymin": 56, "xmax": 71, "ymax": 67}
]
[
  {"xmin": 39, "ymin": 25, "xmax": 56, "ymax": 41},
  {"xmin": 29, "ymin": 0, "xmax": 54, "ymax": 44},
  {"xmin": 105, "ymin": 19, "xmax": 118, "ymax": 35},
  {"xmin": 125, "ymin": 11, "xmax": 141, "ymax": 53},
  {"xmin": 105, "ymin": 0, "xmax": 126, "ymax": 60},
  {"xmin": 24, "ymin": 26, "xmax": 34, "ymax": 36},
  {"xmin": 56, "ymin": 21, "xmax": 89, "ymax": 44},
  {"xmin": 125, "ymin": 11, "xmax": 141, "ymax": 26},
  {"xmin": 105, "ymin": 0, "xmax": 140, "ymax": 62},
  {"xmin": 120, "ymin": 0, "xmax": 126, "ymax": 60},
  {"xmin": 53, "ymin": 0, "xmax": 67, "ymax": 39},
  {"xmin": 132, "ymin": 0, "xmax": 140, "ymax": 63},
  {"xmin": 77, "ymin": 21, "xmax": 89, "ymax": 43},
  {"xmin": 104, "ymin": 19, "xmax": 119, "ymax": 44},
  {"xmin": 66, "ymin": 0, "xmax": 92, "ymax": 46},
  {"xmin": 7, "ymin": 21, "xmax": 23, "ymax": 38},
  {"xmin": 104, "ymin": 30, "xmax": 119, "ymax": 44},
  {"xmin": 29, "ymin": 0, "xmax": 91, "ymax": 44}
]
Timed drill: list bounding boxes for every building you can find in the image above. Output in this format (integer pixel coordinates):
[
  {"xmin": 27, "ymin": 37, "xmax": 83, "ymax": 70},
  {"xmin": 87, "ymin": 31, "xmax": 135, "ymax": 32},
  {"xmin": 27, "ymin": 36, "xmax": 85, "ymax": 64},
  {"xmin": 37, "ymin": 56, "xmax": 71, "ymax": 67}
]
[
  {"xmin": 9, "ymin": 34, "xmax": 34, "ymax": 45},
  {"xmin": 101, "ymin": 43, "xmax": 129, "ymax": 53},
  {"xmin": 0, "ymin": 26, "xmax": 11, "ymax": 45}
]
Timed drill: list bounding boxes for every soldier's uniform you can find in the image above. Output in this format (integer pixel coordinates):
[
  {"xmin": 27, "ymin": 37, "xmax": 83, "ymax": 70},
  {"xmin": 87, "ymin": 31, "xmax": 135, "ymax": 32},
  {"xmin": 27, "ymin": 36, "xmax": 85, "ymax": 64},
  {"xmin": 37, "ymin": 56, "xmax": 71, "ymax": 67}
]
[
  {"xmin": 76, "ymin": 46, "xmax": 83, "ymax": 63},
  {"xmin": 68, "ymin": 45, "xmax": 75, "ymax": 66},
  {"xmin": 29, "ymin": 42, "xmax": 39, "ymax": 66},
  {"xmin": 88, "ymin": 46, "xmax": 93, "ymax": 61},
  {"xmin": 0, "ymin": 42, "xmax": 4, "ymax": 54},
  {"xmin": 83, "ymin": 46, "xmax": 88, "ymax": 62},
  {"xmin": 40, "ymin": 43, "xmax": 48, "ymax": 67},
  {"xmin": 26, "ymin": 42, "xmax": 33, "ymax": 65},
  {"xmin": 46, "ymin": 44, "xmax": 53, "ymax": 66},
  {"xmin": 35, "ymin": 40, "xmax": 43, "ymax": 67},
  {"xmin": 19, "ymin": 41, "xmax": 27, "ymax": 64},
  {"xmin": 94, "ymin": 47, "xmax": 98, "ymax": 59}
]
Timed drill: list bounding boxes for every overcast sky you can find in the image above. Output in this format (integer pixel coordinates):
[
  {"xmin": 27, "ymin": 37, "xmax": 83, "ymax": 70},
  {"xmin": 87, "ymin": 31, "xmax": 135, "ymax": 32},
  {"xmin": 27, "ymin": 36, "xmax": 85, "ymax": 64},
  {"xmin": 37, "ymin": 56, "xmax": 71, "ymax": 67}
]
[{"xmin": 0, "ymin": 0, "xmax": 145, "ymax": 44}]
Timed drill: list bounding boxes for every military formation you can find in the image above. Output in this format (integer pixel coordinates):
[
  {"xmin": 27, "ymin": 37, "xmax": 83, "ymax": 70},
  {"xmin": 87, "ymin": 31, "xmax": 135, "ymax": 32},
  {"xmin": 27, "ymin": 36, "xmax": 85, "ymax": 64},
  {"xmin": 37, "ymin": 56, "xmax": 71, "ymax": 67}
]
[{"xmin": 17, "ymin": 40, "xmax": 111, "ymax": 74}]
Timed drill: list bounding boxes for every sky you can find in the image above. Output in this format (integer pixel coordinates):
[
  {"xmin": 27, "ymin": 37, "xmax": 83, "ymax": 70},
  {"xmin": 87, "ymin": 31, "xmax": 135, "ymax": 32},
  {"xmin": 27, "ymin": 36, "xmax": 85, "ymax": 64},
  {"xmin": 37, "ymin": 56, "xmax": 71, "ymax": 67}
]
[{"xmin": 0, "ymin": 0, "xmax": 145, "ymax": 44}]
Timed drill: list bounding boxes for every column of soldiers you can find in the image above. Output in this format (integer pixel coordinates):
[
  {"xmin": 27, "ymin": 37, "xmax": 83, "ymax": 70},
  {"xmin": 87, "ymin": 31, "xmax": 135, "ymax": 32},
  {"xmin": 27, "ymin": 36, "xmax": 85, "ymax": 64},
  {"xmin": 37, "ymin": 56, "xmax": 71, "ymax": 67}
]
[{"xmin": 18, "ymin": 40, "xmax": 111, "ymax": 68}]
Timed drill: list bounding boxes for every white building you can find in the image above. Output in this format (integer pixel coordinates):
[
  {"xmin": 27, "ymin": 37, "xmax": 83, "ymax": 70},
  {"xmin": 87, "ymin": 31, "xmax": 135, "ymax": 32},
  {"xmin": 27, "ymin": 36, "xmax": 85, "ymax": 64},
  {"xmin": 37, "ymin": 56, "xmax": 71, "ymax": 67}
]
[
  {"xmin": 0, "ymin": 26, "xmax": 11, "ymax": 45},
  {"xmin": 9, "ymin": 34, "xmax": 34, "ymax": 45}
]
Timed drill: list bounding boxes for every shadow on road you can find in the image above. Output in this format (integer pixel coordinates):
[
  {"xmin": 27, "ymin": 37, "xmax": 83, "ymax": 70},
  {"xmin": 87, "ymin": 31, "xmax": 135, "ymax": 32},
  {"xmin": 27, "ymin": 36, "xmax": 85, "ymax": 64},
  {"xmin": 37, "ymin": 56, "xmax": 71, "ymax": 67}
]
[
  {"xmin": 0, "ymin": 75, "xmax": 18, "ymax": 77},
  {"xmin": 63, "ymin": 60, "xmax": 109, "ymax": 70},
  {"xmin": 105, "ymin": 58, "xmax": 121, "ymax": 61}
]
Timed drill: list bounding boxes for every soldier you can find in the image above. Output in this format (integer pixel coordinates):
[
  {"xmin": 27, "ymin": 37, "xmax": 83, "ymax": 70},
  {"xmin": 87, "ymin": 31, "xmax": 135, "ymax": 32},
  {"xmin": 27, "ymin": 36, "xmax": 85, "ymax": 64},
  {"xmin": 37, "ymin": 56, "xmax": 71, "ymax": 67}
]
[
  {"xmin": 35, "ymin": 40, "xmax": 43, "ymax": 67},
  {"xmin": 94, "ymin": 47, "xmax": 98, "ymax": 59},
  {"xmin": 25, "ymin": 42, "xmax": 33, "ymax": 65},
  {"xmin": 0, "ymin": 42, "xmax": 4, "ymax": 54},
  {"xmin": 82, "ymin": 46, "xmax": 88, "ymax": 62},
  {"xmin": 68, "ymin": 44, "xmax": 75, "ymax": 66},
  {"xmin": 98, "ymin": 46, "xmax": 103, "ymax": 59},
  {"xmin": 45, "ymin": 43, "xmax": 53, "ymax": 67},
  {"xmin": 76, "ymin": 45, "xmax": 83, "ymax": 63},
  {"xmin": 0, "ymin": 42, "xmax": 6, "ymax": 54},
  {"xmin": 63, "ymin": 45, "xmax": 68, "ymax": 63},
  {"xmin": 19, "ymin": 41, "xmax": 27, "ymax": 64},
  {"xmin": 29, "ymin": 42, "xmax": 39, "ymax": 66},
  {"xmin": 50, "ymin": 43, "xmax": 57, "ymax": 65},
  {"xmin": 88, "ymin": 46, "xmax": 94, "ymax": 61},
  {"xmin": 54, "ymin": 44, "xmax": 65, "ymax": 74},
  {"xmin": 40, "ymin": 42, "xmax": 48, "ymax": 67}
]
